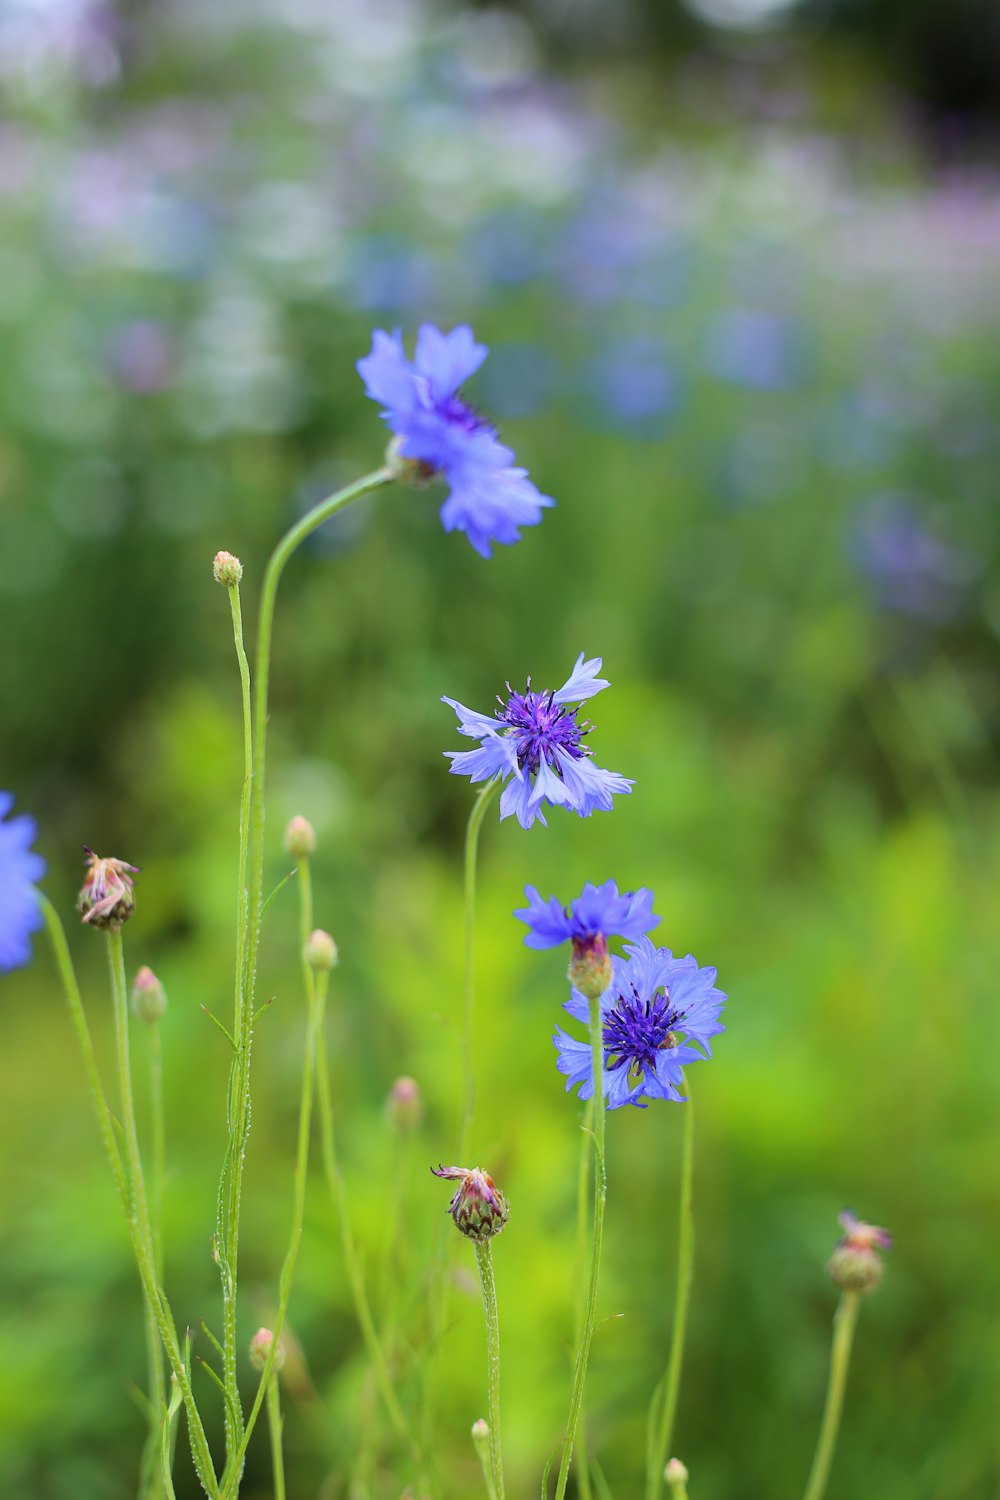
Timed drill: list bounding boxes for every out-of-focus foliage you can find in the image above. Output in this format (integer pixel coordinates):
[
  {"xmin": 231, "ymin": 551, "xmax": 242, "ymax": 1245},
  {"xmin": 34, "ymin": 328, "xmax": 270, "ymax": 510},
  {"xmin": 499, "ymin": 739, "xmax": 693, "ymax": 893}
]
[{"xmin": 1, "ymin": 2, "xmax": 999, "ymax": 1498}]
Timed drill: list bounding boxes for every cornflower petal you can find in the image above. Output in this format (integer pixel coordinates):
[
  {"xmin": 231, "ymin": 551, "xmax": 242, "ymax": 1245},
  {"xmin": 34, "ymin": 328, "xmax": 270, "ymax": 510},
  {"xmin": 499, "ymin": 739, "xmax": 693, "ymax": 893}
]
[
  {"xmin": 0, "ymin": 793, "xmax": 45, "ymax": 974},
  {"xmin": 552, "ymin": 652, "xmax": 610, "ymax": 704}
]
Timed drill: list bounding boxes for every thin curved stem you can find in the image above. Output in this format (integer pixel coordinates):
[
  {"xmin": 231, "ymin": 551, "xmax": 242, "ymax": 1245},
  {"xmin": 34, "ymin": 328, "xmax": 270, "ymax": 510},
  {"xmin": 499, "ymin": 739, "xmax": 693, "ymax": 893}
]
[
  {"xmin": 266, "ymin": 1377, "xmax": 286, "ymax": 1500},
  {"xmin": 647, "ymin": 1078, "xmax": 695, "ymax": 1500},
  {"xmin": 474, "ymin": 1240, "xmax": 505, "ymax": 1500},
  {"xmin": 40, "ymin": 899, "xmax": 218, "ymax": 1496},
  {"xmin": 459, "ymin": 777, "xmax": 500, "ymax": 1161},
  {"xmin": 554, "ymin": 994, "xmax": 606, "ymax": 1500},
  {"xmin": 218, "ymin": 467, "xmax": 392, "ymax": 1486},
  {"xmin": 801, "ymin": 1292, "xmax": 862, "ymax": 1500}
]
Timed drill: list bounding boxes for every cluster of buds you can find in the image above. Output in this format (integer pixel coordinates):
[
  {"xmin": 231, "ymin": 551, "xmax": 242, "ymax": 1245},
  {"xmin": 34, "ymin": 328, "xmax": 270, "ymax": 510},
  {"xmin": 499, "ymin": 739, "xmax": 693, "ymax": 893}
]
[
  {"xmin": 431, "ymin": 1165, "xmax": 508, "ymax": 1242},
  {"xmin": 77, "ymin": 848, "xmax": 140, "ymax": 931},
  {"xmin": 827, "ymin": 1211, "xmax": 892, "ymax": 1294},
  {"xmin": 130, "ymin": 966, "xmax": 167, "ymax": 1023},
  {"xmin": 248, "ymin": 1327, "xmax": 285, "ymax": 1373},
  {"xmin": 567, "ymin": 930, "xmax": 612, "ymax": 1001}
]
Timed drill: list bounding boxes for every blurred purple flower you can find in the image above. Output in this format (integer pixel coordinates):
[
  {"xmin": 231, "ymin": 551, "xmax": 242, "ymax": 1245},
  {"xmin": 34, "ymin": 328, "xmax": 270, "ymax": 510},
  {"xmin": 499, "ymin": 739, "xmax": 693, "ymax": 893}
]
[
  {"xmin": 358, "ymin": 323, "xmax": 553, "ymax": 557},
  {"xmin": 584, "ymin": 337, "xmax": 680, "ymax": 435},
  {"xmin": 850, "ymin": 495, "xmax": 973, "ymax": 622},
  {"xmin": 0, "ymin": 793, "xmax": 45, "ymax": 974},
  {"xmin": 106, "ymin": 321, "xmax": 173, "ymax": 393},
  {"xmin": 705, "ymin": 308, "xmax": 807, "ymax": 391}
]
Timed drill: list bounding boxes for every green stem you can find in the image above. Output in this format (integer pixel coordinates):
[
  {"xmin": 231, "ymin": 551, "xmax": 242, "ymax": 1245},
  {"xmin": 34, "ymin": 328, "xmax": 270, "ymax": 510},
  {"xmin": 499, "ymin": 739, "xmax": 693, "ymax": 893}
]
[
  {"xmin": 40, "ymin": 899, "xmax": 218, "ymax": 1496},
  {"xmin": 265, "ymin": 1377, "xmax": 286, "ymax": 1500},
  {"xmin": 107, "ymin": 933, "xmax": 167, "ymax": 1496},
  {"xmin": 647, "ymin": 1079, "xmax": 695, "ymax": 1500},
  {"xmin": 459, "ymin": 777, "xmax": 499, "ymax": 1160},
  {"xmin": 554, "ymin": 993, "xmax": 607, "ymax": 1500},
  {"xmin": 574, "ymin": 1100, "xmax": 595, "ymax": 1500},
  {"xmin": 474, "ymin": 1240, "xmax": 505, "ymax": 1500},
  {"xmin": 801, "ymin": 1292, "xmax": 862, "ymax": 1500},
  {"xmin": 219, "ymin": 468, "xmax": 392, "ymax": 1485},
  {"xmin": 148, "ymin": 1022, "xmax": 166, "ymax": 1283},
  {"xmin": 314, "ymin": 1009, "xmax": 423, "ymax": 1470}
]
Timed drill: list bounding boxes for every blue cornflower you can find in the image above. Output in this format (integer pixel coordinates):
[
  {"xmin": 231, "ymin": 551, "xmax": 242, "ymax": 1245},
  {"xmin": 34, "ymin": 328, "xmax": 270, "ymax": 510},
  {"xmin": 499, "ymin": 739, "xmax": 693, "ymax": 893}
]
[
  {"xmin": 515, "ymin": 880, "xmax": 659, "ymax": 950},
  {"xmin": 553, "ymin": 936, "xmax": 726, "ymax": 1109},
  {"xmin": 357, "ymin": 323, "xmax": 554, "ymax": 558},
  {"xmin": 0, "ymin": 793, "xmax": 45, "ymax": 974},
  {"xmin": 443, "ymin": 653, "xmax": 634, "ymax": 829}
]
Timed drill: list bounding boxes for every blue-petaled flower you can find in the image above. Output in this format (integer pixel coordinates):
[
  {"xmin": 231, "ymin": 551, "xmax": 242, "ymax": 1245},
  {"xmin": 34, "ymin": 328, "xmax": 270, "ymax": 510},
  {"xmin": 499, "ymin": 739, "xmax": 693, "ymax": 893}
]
[
  {"xmin": 553, "ymin": 936, "xmax": 726, "ymax": 1109},
  {"xmin": 357, "ymin": 323, "xmax": 554, "ymax": 558},
  {"xmin": 443, "ymin": 654, "xmax": 633, "ymax": 829},
  {"xmin": 515, "ymin": 880, "xmax": 659, "ymax": 950},
  {"xmin": 0, "ymin": 793, "xmax": 45, "ymax": 974}
]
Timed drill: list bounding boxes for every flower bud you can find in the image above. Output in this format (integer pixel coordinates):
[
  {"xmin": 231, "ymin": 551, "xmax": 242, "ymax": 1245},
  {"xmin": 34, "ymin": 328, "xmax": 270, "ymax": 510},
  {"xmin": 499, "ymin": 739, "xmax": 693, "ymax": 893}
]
[
  {"xmin": 567, "ymin": 931, "xmax": 612, "ymax": 1001},
  {"xmin": 431, "ymin": 1165, "xmax": 509, "ymax": 1242},
  {"xmin": 77, "ymin": 848, "xmax": 140, "ymax": 931},
  {"xmin": 665, "ymin": 1458, "xmax": 689, "ymax": 1488},
  {"xmin": 283, "ymin": 815, "xmax": 316, "ymax": 859},
  {"xmin": 386, "ymin": 1076, "xmax": 423, "ymax": 1133},
  {"xmin": 470, "ymin": 1418, "xmax": 491, "ymax": 1471},
  {"xmin": 827, "ymin": 1210, "xmax": 892, "ymax": 1294},
  {"xmin": 212, "ymin": 550, "xmax": 243, "ymax": 587},
  {"xmin": 248, "ymin": 1327, "xmax": 285, "ymax": 1372},
  {"xmin": 305, "ymin": 928, "xmax": 338, "ymax": 971},
  {"xmin": 131, "ymin": 965, "xmax": 167, "ymax": 1023}
]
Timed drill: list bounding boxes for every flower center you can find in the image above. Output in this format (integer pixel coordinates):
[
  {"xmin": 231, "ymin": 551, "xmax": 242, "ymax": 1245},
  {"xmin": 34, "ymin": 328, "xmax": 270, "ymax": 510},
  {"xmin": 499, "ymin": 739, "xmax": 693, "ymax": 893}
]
[
  {"xmin": 602, "ymin": 984, "xmax": 684, "ymax": 1079},
  {"xmin": 496, "ymin": 680, "xmax": 591, "ymax": 774},
  {"xmin": 438, "ymin": 391, "xmax": 490, "ymax": 436}
]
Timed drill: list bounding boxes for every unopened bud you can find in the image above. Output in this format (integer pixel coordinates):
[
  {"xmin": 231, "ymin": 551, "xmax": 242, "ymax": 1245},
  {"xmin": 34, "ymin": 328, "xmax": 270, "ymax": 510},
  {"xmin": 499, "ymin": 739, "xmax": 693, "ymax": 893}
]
[
  {"xmin": 470, "ymin": 1418, "xmax": 491, "ymax": 1474},
  {"xmin": 212, "ymin": 550, "xmax": 243, "ymax": 587},
  {"xmin": 386, "ymin": 1076, "xmax": 423, "ymax": 1133},
  {"xmin": 471, "ymin": 1418, "xmax": 490, "ymax": 1442},
  {"xmin": 248, "ymin": 1327, "xmax": 285, "ymax": 1372},
  {"xmin": 77, "ymin": 848, "xmax": 140, "ymax": 931},
  {"xmin": 131, "ymin": 966, "xmax": 167, "ymax": 1023},
  {"xmin": 665, "ymin": 1458, "xmax": 689, "ymax": 1488},
  {"xmin": 283, "ymin": 815, "xmax": 316, "ymax": 859},
  {"xmin": 305, "ymin": 928, "xmax": 338, "ymax": 971},
  {"xmin": 431, "ymin": 1165, "xmax": 509, "ymax": 1242},
  {"xmin": 567, "ymin": 932, "xmax": 612, "ymax": 1001},
  {"xmin": 827, "ymin": 1210, "xmax": 892, "ymax": 1294}
]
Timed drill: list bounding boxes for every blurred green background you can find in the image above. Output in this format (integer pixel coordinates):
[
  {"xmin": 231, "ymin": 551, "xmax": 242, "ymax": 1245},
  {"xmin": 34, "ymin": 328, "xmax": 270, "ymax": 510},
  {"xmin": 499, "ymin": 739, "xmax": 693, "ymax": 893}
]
[{"xmin": 2, "ymin": 0, "xmax": 1000, "ymax": 1496}]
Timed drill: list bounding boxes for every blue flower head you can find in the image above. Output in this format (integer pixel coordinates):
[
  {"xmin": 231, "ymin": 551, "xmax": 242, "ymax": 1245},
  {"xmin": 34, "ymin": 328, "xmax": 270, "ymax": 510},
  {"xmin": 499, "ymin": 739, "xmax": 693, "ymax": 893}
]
[
  {"xmin": 515, "ymin": 880, "xmax": 659, "ymax": 951},
  {"xmin": 553, "ymin": 935, "xmax": 726, "ymax": 1109},
  {"xmin": 443, "ymin": 654, "xmax": 633, "ymax": 829},
  {"xmin": 357, "ymin": 324, "xmax": 554, "ymax": 558},
  {"xmin": 0, "ymin": 793, "xmax": 45, "ymax": 974}
]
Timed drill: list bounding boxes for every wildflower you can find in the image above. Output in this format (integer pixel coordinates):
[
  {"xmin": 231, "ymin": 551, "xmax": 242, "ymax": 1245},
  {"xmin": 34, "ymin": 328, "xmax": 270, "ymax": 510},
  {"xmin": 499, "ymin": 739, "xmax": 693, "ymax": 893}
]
[
  {"xmin": 828, "ymin": 1211, "xmax": 892, "ymax": 1294},
  {"xmin": 443, "ymin": 653, "xmax": 633, "ymax": 829},
  {"xmin": 516, "ymin": 879, "xmax": 659, "ymax": 999},
  {"xmin": 77, "ymin": 848, "xmax": 140, "ymax": 931},
  {"xmin": 553, "ymin": 935, "xmax": 726, "ymax": 1109},
  {"xmin": 131, "ymin": 965, "xmax": 167, "ymax": 1023},
  {"xmin": 357, "ymin": 323, "xmax": 554, "ymax": 558},
  {"xmin": 0, "ymin": 793, "xmax": 45, "ymax": 974},
  {"xmin": 431, "ymin": 1164, "xmax": 509, "ymax": 1241}
]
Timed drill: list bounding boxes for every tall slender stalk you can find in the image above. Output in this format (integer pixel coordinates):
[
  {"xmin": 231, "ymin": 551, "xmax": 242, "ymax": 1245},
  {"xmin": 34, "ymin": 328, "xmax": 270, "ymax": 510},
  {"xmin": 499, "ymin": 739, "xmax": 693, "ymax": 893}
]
[
  {"xmin": 459, "ymin": 777, "xmax": 500, "ymax": 1161},
  {"xmin": 474, "ymin": 1240, "xmax": 505, "ymax": 1500},
  {"xmin": 217, "ymin": 468, "xmax": 392, "ymax": 1486},
  {"xmin": 554, "ymin": 994, "xmax": 607, "ymax": 1500},
  {"xmin": 41, "ymin": 899, "xmax": 218, "ymax": 1496},
  {"xmin": 265, "ymin": 1376, "xmax": 286, "ymax": 1500},
  {"xmin": 573, "ymin": 1099, "xmax": 595, "ymax": 1500},
  {"xmin": 801, "ymin": 1292, "xmax": 862, "ymax": 1500},
  {"xmin": 647, "ymin": 1079, "xmax": 695, "ymax": 1500}
]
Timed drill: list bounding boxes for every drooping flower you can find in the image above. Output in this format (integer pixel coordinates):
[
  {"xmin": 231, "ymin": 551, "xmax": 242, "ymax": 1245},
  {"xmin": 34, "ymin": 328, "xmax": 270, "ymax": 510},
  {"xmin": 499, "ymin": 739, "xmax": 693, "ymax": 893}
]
[
  {"xmin": 553, "ymin": 935, "xmax": 726, "ymax": 1109},
  {"xmin": 77, "ymin": 848, "xmax": 140, "ymax": 930},
  {"xmin": 443, "ymin": 653, "xmax": 633, "ymax": 829},
  {"xmin": 0, "ymin": 793, "xmax": 45, "ymax": 974},
  {"xmin": 357, "ymin": 323, "xmax": 554, "ymax": 558},
  {"xmin": 431, "ymin": 1165, "xmax": 509, "ymax": 1241}
]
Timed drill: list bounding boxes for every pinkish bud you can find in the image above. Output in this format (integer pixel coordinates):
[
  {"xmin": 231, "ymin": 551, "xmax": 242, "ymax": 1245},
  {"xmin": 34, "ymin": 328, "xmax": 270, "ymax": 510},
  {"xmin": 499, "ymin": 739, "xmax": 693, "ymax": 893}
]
[
  {"xmin": 131, "ymin": 966, "xmax": 167, "ymax": 1023},
  {"xmin": 77, "ymin": 848, "xmax": 140, "ymax": 931},
  {"xmin": 305, "ymin": 929, "xmax": 338, "ymax": 971},
  {"xmin": 386, "ymin": 1076, "xmax": 423, "ymax": 1133},
  {"xmin": 283, "ymin": 815, "xmax": 316, "ymax": 859},
  {"xmin": 567, "ymin": 931, "xmax": 612, "ymax": 1000},
  {"xmin": 431, "ymin": 1165, "xmax": 509, "ymax": 1242},
  {"xmin": 665, "ymin": 1458, "xmax": 689, "ymax": 1488},
  {"xmin": 212, "ymin": 551, "xmax": 243, "ymax": 587},
  {"xmin": 827, "ymin": 1211, "xmax": 892, "ymax": 1294},
  {"xmin": 248, "ymin": 1327, "xmax": 285, "ymax": 1373}
]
